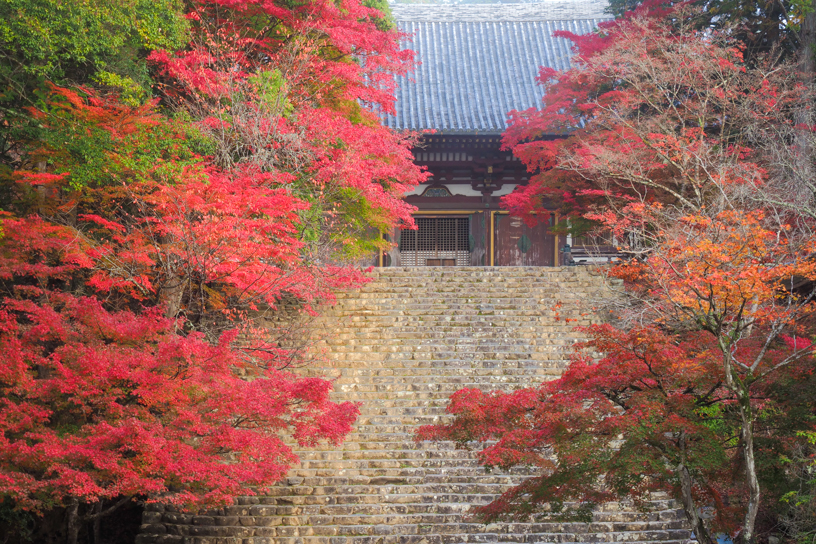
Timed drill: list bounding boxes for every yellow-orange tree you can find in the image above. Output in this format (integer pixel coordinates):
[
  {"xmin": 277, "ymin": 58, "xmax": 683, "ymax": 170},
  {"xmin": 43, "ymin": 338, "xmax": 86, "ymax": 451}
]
[{"xmin": 419, "ymin": 7, "xmax": 816, "ymax": 544}]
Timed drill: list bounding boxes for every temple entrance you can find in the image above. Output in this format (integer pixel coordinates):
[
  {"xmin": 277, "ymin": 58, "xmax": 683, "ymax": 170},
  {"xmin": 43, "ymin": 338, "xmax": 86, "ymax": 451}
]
[
  {"xmin": 398, "ymin": 216, "xmax": 470, "ymax": 266},
  {"xmin": 493, "ymin": 213, "xmax": 557, "ymax": 266}
]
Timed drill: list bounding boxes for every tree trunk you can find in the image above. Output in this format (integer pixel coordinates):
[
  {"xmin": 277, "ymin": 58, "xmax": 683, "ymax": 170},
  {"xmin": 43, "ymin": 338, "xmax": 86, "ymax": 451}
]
[
  {"xmin": 65, "ymin": 500, "xmax": 81, "ymax": 544},
  {"xmin": 800, "ymin": 1, "xmax": 816, "ymax": 77},
  {"xmin": 161, "ymin": 268, "xmax": 184, "ymax": 321},
  {"xmin": 797, "ymin": 2, "xmax": 816, "ymax": 217},
  {"xmin": 677, "ymin": 430, "xmax": 716, "ymax": 544},
  {"xmin": 719, "ymin": 344, "xmax": 760, "ymax": 544},
  {"xmin": 738, "ymin": 396, "xmax": 760, "ymax": 544},
  {"xmin": 678, "ymin": 464, "xmax": 715, "ymax": 544},
  {"xmin": 92, "ymin": 500, "xmax": 103, "ymax": 544}
]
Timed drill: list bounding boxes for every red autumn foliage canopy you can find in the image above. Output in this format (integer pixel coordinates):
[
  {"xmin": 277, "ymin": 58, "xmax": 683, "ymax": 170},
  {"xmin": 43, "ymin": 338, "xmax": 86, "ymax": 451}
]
[{"xmin": 0, "ymin": 0, "xmax": 425, "ymax": 533}]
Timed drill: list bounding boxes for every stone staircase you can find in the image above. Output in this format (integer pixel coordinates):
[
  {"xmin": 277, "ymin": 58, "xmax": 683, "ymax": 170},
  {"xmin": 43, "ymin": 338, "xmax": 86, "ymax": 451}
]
[{"xmin": 137, "ymin": 267, "xmax": 693, "ymax": 544}]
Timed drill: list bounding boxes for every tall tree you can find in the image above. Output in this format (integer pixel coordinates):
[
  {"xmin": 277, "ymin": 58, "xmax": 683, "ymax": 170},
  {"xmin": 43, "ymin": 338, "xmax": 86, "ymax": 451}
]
[{"xmin": 606, "ymin": 0, "xmax": 812, "ymax": 64}]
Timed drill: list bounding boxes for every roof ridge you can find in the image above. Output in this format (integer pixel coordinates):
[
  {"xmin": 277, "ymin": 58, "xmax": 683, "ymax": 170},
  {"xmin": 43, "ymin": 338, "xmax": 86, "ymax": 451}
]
[{"xmin": 389, "ymin": 1, "xmax": 611, "ymax": 22}]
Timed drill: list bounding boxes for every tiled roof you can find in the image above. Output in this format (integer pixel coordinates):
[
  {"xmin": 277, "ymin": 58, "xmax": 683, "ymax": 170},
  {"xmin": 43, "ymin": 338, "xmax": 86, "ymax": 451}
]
[{"xmin": 383, "ymin": 2, "xmax": 610, "ymax": 134}]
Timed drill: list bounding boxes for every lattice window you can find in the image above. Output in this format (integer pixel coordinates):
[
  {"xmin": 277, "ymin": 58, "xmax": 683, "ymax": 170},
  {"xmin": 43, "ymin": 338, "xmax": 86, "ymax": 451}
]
[{"xmin": 399, "ymin": 217, "xmax": 470, "ymax": 266}]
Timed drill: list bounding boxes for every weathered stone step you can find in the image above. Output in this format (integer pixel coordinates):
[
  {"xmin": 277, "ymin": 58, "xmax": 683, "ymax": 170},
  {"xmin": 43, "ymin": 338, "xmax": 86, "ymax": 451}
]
[
  {"xmin": 253, "ymin": 537, "xmax": 690, "ymax": 544},
  {"xmin": 290, "ymin": 448, "xmax": 484, "ymax": 461},
  {"xmin": 308, "ymin": 398, "xmax": 452, "ymax": 409},
  {"xmin": 343, "ymin": 290, "xmax": 586, "ymax": 299},
  {"xmin": 328, "ymin": 383, "xmax": 540, "ymax": 395},
  {"xmin": 335, "ymin": 301, "xmax": 566, "ymax": 309},
  {"xmin": 316, "ymin": 360, "xmax": 563, "ymax": 371},
  {"xmin": 296, "ymin": 458, "xmax": 494, "ymax": 470},
  {"xmin": 326, "ymin": 386, "xmax": 551, "ymax": 401},
  {"xmin": 328, "ymin": 366, "xmax": 553, "ymax": 377},
  {"xmin": 158, "ymin": 523, "xmax": 690, "ymax": 542},
  {"xmin": 327, "ymin": 314, "xmax": 580, "ymax": 322},
  {"xmin": 321, "ymin": 317, "xmax": 571, "ymax": 325},
  {"xmin": 330, "ymin": 404, "xmax": 479, "ymax": 418},
  {"xmin": 291, "ymin": 436, "xmax": 460, "ymax": 447},
  {"xmin": 282, "ymin": 474, "xmax": 527, "ymax": 487},
  {"xmin": 268, "ymin": 483, "xmax": 512, "ymax": 497},
  {"xmin": 321, "ymin": 336, "xmax": 560, "ymax": 345},
  {"xmin": 287, "ymin": 466, "xmax": 537, "ymax": 480},
  {"xmin": 344, "ymin": 301, "xmax": 579, "ymax": 309},
  {"xmin": 296, "ymin": 430, "xmax": 473, "ymax": 441},
  {"xmin": 335, "ymin": 377, "xmax": 544, "ymax": 390},
  {"xmin": 326, "ymin": 356, "xmax": 568, "ymax": 367},
  {"xmin": 331, "ymin": 306, "xmax": 575, "ymax": 315},
  {"xmin": 323, "ymin": 330, "xmax": 555, "ymax": 340},
  {"xmin": 336, "ymin": 296, "xmax": 579, "ymax": 303},
  {"xmin": 236, "ymin": 504, "xmax": 688, "ymax": 528},
  {"xmin": 174, "ymin": 498, "xmax": 679, "ymax": 520},
  {"xmin": 332, "ymin": 373, "xmax": 550, "ymax": 386},
  {"xmin": 326, "ymin": 345, "xmax": 572, "ymax": 356},
  {"xmin": 317, "ymin": 327, "xmax": 578, "ymax": 336},
  {"xmin": 322, "ymin": 337, "xmax": 557, "ymax": 346}
]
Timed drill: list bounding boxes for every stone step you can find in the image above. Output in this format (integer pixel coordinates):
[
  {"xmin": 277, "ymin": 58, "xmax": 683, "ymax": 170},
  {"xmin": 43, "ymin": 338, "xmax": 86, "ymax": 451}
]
[
  {"xmin": 323, "ymin": 315, "xmax": 580, "ymax": 323},
  {"xmin": 286, "ymin": 467, "xmax": 537, "ymax": 480},
  {"xmin": 268, "ymin": 483, "xmax": 513, "ymax": 497},
  {"xmin": 291, "ymin": 449, "xmax": 484, "ymax": 461},
  {"xmin": 231, "ymin": 537, "xmax": 691, "ymax": 544},
  {"xmin": 329, "ymin": 308, "xmax": 576, "ymax": 316},
  {"xmin": 331, "ymin": 373, "xmax": 551, "ymax": 385},
  {"xmin": 324, "ymin": 347, "xmax": 574, "ymax": 356},
  {"xmin": 313, "ymin": 361, "xmax": 563, "ymax": 372},
  {"xmin": 334, "ymin": 378, "xmax": 543, "ymax": 390},
  {"xmin": 321, "ymin": 337, "xmax": 558, "ymax": 346},
  {"xmin": 326, "ymin": 367, "xmax": 553, "ymax": 377},
  {"xmin": 153, "ymin": 523, "xmax": 691, "ymax": 542},
  {"xmin": 332, "ymin": 303, "xmax": 565, "ymax": 311},
  {"xmin": 292, "ymin": 438, "xmax": 463, "ymax": 449},
  {"xmin": 321, "ymin": 330, "xmax": 555, "ymax": 340},
  {"xmin": 295, "ymin": 458, "xmax": 496, "ymax": 470},
  {"xmin": 273, "ymin": 517, "xmax": 689, "ymax": 534},
  {"xmin": 191, "ymin": 499, "xmax": 679, "ymax": 518},
  {"xmin": 327, "ymin": 383, "xmax": 537, "ymax": 395},
  {"xmin": 281, "ymin": 474, "xmax": 527, "ymax": 487},
  {"xmin": 262, "ymin": 503, "xmax": 684, "ymax": 523},
  {"xmin": 341, "ymin": 290, "xmax": 589, "ymax": 298},
  {"xmin": 324, "ymin": 356, "xmax": 568, "ymax": 367}
]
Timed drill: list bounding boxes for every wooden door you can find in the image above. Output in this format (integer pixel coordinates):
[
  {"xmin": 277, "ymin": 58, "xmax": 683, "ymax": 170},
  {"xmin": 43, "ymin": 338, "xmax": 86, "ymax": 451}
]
[{"xmin": 493, "ymin": 214, "xmax": 556, "ymax": 266}]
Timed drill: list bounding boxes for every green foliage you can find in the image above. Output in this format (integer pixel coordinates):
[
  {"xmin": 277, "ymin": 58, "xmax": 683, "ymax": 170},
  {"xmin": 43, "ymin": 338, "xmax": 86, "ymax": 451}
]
[
  {"xmin": 362, "ymin": 0, "xmax": 395, "ymax": 31},
  {"xmin": 295, "ymin": 185, "xmax": 395, "ymax": 260},
  {"xmin": 605, "ymin": 0, "xmax": 806, "ymax": 61},
  {"xmin": 0, "ymin": 0, "xmax": 191, "ymax": 203},
  {"xmin": 0, "ymin": 498, "xmax": 35, "ymax": 542},
  {"xmin": 24, "ymin": 88, "xmax": 213, "ymax": 194},
  {"xmin": 248, "ymin": 70, "xmax": 294, "ymax": 117},
  {"xmin": 0, "ymin": 0, "xmax": 188, "ymax": 92},
  {"xmin": 92, "ymin": 70, "xmax": 150, "ymax": 107}
]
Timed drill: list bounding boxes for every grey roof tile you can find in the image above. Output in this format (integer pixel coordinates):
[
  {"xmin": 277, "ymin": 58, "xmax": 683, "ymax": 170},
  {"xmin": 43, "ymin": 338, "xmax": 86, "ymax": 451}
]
[{"xmin": 383, "ymin": 2, "xmax": 610, "ymax": 134}]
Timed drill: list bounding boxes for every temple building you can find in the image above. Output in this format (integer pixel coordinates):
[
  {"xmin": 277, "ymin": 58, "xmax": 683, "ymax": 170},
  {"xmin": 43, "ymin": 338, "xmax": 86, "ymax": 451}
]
[{"xmin": 380, "ymin": 1, "xmax": 609, "ymax": 267}]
